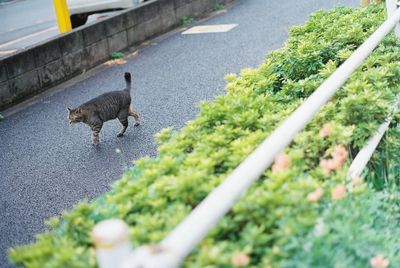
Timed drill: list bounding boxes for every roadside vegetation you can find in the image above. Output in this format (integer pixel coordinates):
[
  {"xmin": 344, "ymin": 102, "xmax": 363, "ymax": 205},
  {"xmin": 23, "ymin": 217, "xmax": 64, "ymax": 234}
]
[
  {"xmin": 180, "ymin": 16, "xmax": 195, "ymax": 26},
  {"xmin": 9, "ymin": 4, "xmax": 400, "ymax": 267},
  {"xmin": 213, "ymin": 3, "xmax": 225, "ymax": 11}
]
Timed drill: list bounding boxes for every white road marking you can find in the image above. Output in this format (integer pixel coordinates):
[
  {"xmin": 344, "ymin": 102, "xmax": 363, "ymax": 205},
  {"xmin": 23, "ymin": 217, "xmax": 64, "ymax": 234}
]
[
  {"xmin": 182, "ymin": 24, "xmax": 238, "ymax": 35},
  {"xmin": 0, "ymin": 49, "xmax": 17, "ymax": 56},
  {"xmin": 0, "ymin": 26, "xmax": 58, "ymax": 49}
]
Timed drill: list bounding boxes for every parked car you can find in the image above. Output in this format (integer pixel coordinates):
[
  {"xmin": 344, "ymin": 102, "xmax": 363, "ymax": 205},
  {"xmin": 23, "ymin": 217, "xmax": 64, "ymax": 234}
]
[{"xmin": 67, "ymin": 0, "xmax": 146, "ymax": 28}]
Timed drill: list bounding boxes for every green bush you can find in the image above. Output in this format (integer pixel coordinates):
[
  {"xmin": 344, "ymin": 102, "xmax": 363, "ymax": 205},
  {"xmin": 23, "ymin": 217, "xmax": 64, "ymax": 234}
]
[
  {"xmin": 9, "ymin": 4, "xmax": 400, "ymax": 267},
  {"xmin": 111, "ymin": 52, "xmax": 125, "ymax": 59},
  {"xmin": 281, "ymin": 187, "xmax": 400, "ymax": 268},
  {"xmin": 180, "ymin": 16, "xmax": 195, "ymax": 26}
]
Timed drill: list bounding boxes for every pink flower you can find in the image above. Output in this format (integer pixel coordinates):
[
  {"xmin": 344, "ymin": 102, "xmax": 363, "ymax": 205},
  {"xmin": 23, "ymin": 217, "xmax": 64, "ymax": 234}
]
[
  {"xmin": 320, "ymin": 159, "xmax": 331, "ymax": 174},
  {"xmin": 319, "ymin": 158, "xmax": 342, "ymax": 173},
  {"xmin": 307, "ymin": 188, "xmax": 324, "ymax": 202},
  {"xmin": 327, "ymin": 158, "xmax": 341, "ymax": 170},
  {"xmin": 351, "ymin": 176, "xmax": 363, "ymax": 186},
  {"xmin": 232, "ymin": 252, "xmax": 250, "ymax": 267},
  {"xmin": 272, "ymin": 153, "xmax": 291, "ymax": 172},
  {"xmin": 319, "ymin": 123, "xmax": 332, "ymax": 138},
  {"xmin": 370, "ymin": 255, "xmax": 390, "ymax": 268},
  {"xmin": 331, "ymin": 184, "xmax": 346, "ymax": 200},
  {"xmin": 332, "ymin": 145, "xmax": 347, "ymax": 162},
  {"xmin": 320, "ymin": 145, "xmax": 348, "ymax": 174}
]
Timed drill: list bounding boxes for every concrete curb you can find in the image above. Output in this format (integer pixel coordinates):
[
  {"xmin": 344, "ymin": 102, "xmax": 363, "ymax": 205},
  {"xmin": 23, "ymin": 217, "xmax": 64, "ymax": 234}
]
[{"xmin": 0, "ymin": 0, "xmax": 233, "ymax": 111}]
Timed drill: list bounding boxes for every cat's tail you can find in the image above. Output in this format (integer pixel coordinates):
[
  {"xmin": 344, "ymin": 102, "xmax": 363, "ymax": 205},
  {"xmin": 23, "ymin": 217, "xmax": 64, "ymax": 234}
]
[{"xmin": 124, "ymin": 72, "xmax": 132, "ymax": 92}]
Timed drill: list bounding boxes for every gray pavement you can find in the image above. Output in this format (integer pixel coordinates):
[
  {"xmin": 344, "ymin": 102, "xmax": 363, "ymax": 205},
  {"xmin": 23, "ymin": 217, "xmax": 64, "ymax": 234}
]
[
  {"xmin": 0, "ymin": 0, "xmax": 56, "ymax": 56},
  {"xmin": 0, "ymin": 0, "xmax": 55, "ymax": 39},
  {"xmin": 0, "ymin": 0, "xmax": 358, "ymax": 266}
]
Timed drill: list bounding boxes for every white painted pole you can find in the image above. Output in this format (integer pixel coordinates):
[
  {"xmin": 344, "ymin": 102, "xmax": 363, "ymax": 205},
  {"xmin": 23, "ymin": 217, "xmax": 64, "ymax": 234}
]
[
  {"xmin": 91, "ymin": 219, "xmax": 132, "ymax": 268},
  {"xmin": 347, "ymin": 119, "xmax": 392, "ymax": 179},
  {"xmin": 124, "ymin": 8, "xmax": 400, "ymax": 268},
  {"xmin": 386, "ymin": 0, "xmax": 400, "ymax": 37},
  {"xmin": 348, "ymin": 97, "xmax": 399, "ymax": 178}
]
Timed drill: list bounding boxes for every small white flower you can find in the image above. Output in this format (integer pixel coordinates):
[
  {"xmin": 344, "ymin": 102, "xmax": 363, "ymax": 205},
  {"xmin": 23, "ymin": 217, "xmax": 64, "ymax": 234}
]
[
  {"xmin": 303, "ymin": 241, "xmax": 312, "ymax": 252},
  {"xmin": 313, "ymin": 217, "xmax": 325, "ymax": 237}
]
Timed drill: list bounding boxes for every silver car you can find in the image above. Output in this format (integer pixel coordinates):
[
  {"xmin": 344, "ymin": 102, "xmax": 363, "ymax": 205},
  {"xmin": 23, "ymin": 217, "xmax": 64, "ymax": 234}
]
[{"xmin": 67, "ymin": 0, "xmax": 146, "ymax": 28}]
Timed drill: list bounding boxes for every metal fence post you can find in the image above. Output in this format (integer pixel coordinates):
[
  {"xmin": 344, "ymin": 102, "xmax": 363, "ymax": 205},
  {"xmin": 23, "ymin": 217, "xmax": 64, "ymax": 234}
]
[
  {"xmin": 120, "ymin": 246, "xmax": 177, "ymax": 268},
  {"xmin": 386, "ymin": 0, "xmax": 400, "ymax": 37},
  {"xmin": 347, "ymin": 97, "xmax": 399, "ymax": 179},
  {"xmin": 91, "ymin": 219, "xmax": 132, "ymax": 268},
  {"xmin": 53, "ymin": 0, "xmax": 72, "ymax": 33},
  {"xmin": 347, "ymin": 119, "xmax": 392, "ymax": 179}
]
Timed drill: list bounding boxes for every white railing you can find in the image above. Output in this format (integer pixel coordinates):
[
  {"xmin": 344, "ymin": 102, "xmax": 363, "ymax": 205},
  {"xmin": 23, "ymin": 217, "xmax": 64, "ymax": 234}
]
[
  {"xmin": 91, "ymin": 2, "xmax": 400, "ymax": 268},
  {"xmin": 347, "ymin": 115, "xmax": 393, "ymax": 179}
]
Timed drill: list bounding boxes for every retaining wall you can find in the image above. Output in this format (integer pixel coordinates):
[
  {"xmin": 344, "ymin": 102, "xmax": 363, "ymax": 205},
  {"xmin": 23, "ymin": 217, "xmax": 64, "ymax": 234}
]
[{"xmin": 0, "ymin": 0, "xmax": 232, "ymax": 111}]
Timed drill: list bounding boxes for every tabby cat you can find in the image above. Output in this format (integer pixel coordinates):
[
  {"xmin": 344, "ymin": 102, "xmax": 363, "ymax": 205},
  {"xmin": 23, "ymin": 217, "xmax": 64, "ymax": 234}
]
[{"xmin": 68, "ymin": 72, "xmax": 140, "ymax": 145}]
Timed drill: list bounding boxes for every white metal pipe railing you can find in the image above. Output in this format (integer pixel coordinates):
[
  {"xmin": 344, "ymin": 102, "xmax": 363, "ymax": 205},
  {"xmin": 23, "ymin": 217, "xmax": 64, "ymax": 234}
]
[
  {"xmin": 347, "ymin": 97, "xmax": 399, "ymax": 179},
  {"xmin": 91, "ymin": 219, "xmax": 132, "ymax": 268},
  {"xmin": 94, "ymin": 4, "xmax": 400, "ymax": 268},
  {"xmin": 386, "ymin": 0, "xmax": 400, "ymax": 37},
  {"xmin": 153, "ymin": 7, "xmax": 400, "ymax": 266},
  {"xmin": 348, "ymin": 118, "xmax": 392, "ymax": 179}
]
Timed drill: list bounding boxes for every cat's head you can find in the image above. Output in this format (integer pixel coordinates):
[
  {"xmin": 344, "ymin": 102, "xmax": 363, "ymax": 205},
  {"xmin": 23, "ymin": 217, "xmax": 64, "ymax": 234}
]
[{"xmin": 67, "ymin": 107, "xmax": 84, "ymax": 124}]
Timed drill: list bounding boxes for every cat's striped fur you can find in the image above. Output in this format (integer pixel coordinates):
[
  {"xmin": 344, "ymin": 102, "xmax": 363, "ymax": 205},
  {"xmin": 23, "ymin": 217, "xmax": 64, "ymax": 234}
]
[{"xmin": 68, "ymin": 72, "xmax": 140, "ymax": 145}]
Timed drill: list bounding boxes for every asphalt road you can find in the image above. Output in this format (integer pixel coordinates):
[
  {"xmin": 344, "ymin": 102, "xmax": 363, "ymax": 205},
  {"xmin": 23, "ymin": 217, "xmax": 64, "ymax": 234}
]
[
  {"xmin": 0, "ymin": 0, "xmax": 358, "ymax": 266},
  {"xmin": 0, "ymin": 0, "xmax": 56, "ymax": 57}
]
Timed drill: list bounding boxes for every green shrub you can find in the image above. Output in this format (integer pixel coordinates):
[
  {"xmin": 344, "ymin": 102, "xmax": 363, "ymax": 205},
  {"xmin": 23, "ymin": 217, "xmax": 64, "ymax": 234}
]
[
  {"xmin": 213, "ymin": 3, "xmax": 225, "ymax": 11},
  {"xmin": 9, "ymin": 4, "xmax": 400, "ymax": 267},
  {"xmin": 111, "ymin": 52, "xmax": 125, "ymax": 59},
  {"xmin": 281, "ymin": 187, "xmax": 400, "ymax": 268},
  {"xmin": 180, "ymin": 16, "xmax": 195, "ymax": 26}
]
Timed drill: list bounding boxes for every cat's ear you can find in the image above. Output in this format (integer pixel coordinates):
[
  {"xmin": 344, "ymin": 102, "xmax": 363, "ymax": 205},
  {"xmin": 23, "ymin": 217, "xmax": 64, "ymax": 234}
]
[{"xmin": 67, "ymin": 107, "xmax": 72, "ymax": 112}]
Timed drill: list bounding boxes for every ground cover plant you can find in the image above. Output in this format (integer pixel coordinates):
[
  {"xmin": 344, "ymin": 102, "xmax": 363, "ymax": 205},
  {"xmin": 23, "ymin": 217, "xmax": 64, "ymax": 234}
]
[
  {"xmin": 9, "ymin": 4, "xmax": 400, "ymax": 267},
  {"xmin": 281, "ymin": 185, "xmax": 400, "ymax": 268},
  {"xmin": 276, "ymin": 122, "xmax": 400, "ymax": 268}
]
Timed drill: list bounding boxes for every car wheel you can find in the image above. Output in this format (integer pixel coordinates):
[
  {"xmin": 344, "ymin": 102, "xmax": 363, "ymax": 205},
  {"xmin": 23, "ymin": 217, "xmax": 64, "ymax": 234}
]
[{"xmin": 70, "ymin": 14, "xmax": 88, "ymax": 28}]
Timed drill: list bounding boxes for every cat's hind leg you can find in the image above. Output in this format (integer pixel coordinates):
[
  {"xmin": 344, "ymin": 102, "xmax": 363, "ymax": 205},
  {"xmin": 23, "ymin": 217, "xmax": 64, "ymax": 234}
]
[
  {"xmin": 129, "ymin": 106, "xmax": 140, "ymax": 126},
  {"xmin": 117, "ymin": 111, "xmax": 129, "ymax": 137}
]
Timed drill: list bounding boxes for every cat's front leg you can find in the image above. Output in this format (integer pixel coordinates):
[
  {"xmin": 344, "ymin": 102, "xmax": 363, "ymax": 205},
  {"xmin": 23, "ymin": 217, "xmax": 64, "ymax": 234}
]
[{"xmin": 91, "ymin": 122, "xmax": 103, "ymax": 145}]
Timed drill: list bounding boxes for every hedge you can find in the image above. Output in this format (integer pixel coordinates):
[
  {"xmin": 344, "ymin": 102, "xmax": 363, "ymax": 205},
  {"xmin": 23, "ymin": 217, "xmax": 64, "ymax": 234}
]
[
  {"xmin": 10, "ymin": 4, "xmax": 400, "ymax": 267},
  {"xmin": 280, "ymin": 122, "xmax": 400, "ymax": 267}
]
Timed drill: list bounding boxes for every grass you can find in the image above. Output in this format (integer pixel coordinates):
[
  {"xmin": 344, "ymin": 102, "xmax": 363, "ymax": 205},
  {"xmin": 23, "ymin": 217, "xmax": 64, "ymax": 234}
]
[
  {"xmin": 213, "ymin": 3, "xmax": 225, "ymax": 11},
  {"xmin": 111, "ymin": 52, "xmax": 125, "ymax": 59},
  {"xmin": 180, "ymin": 16, "xmax": 195, "ymax": 26}
]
